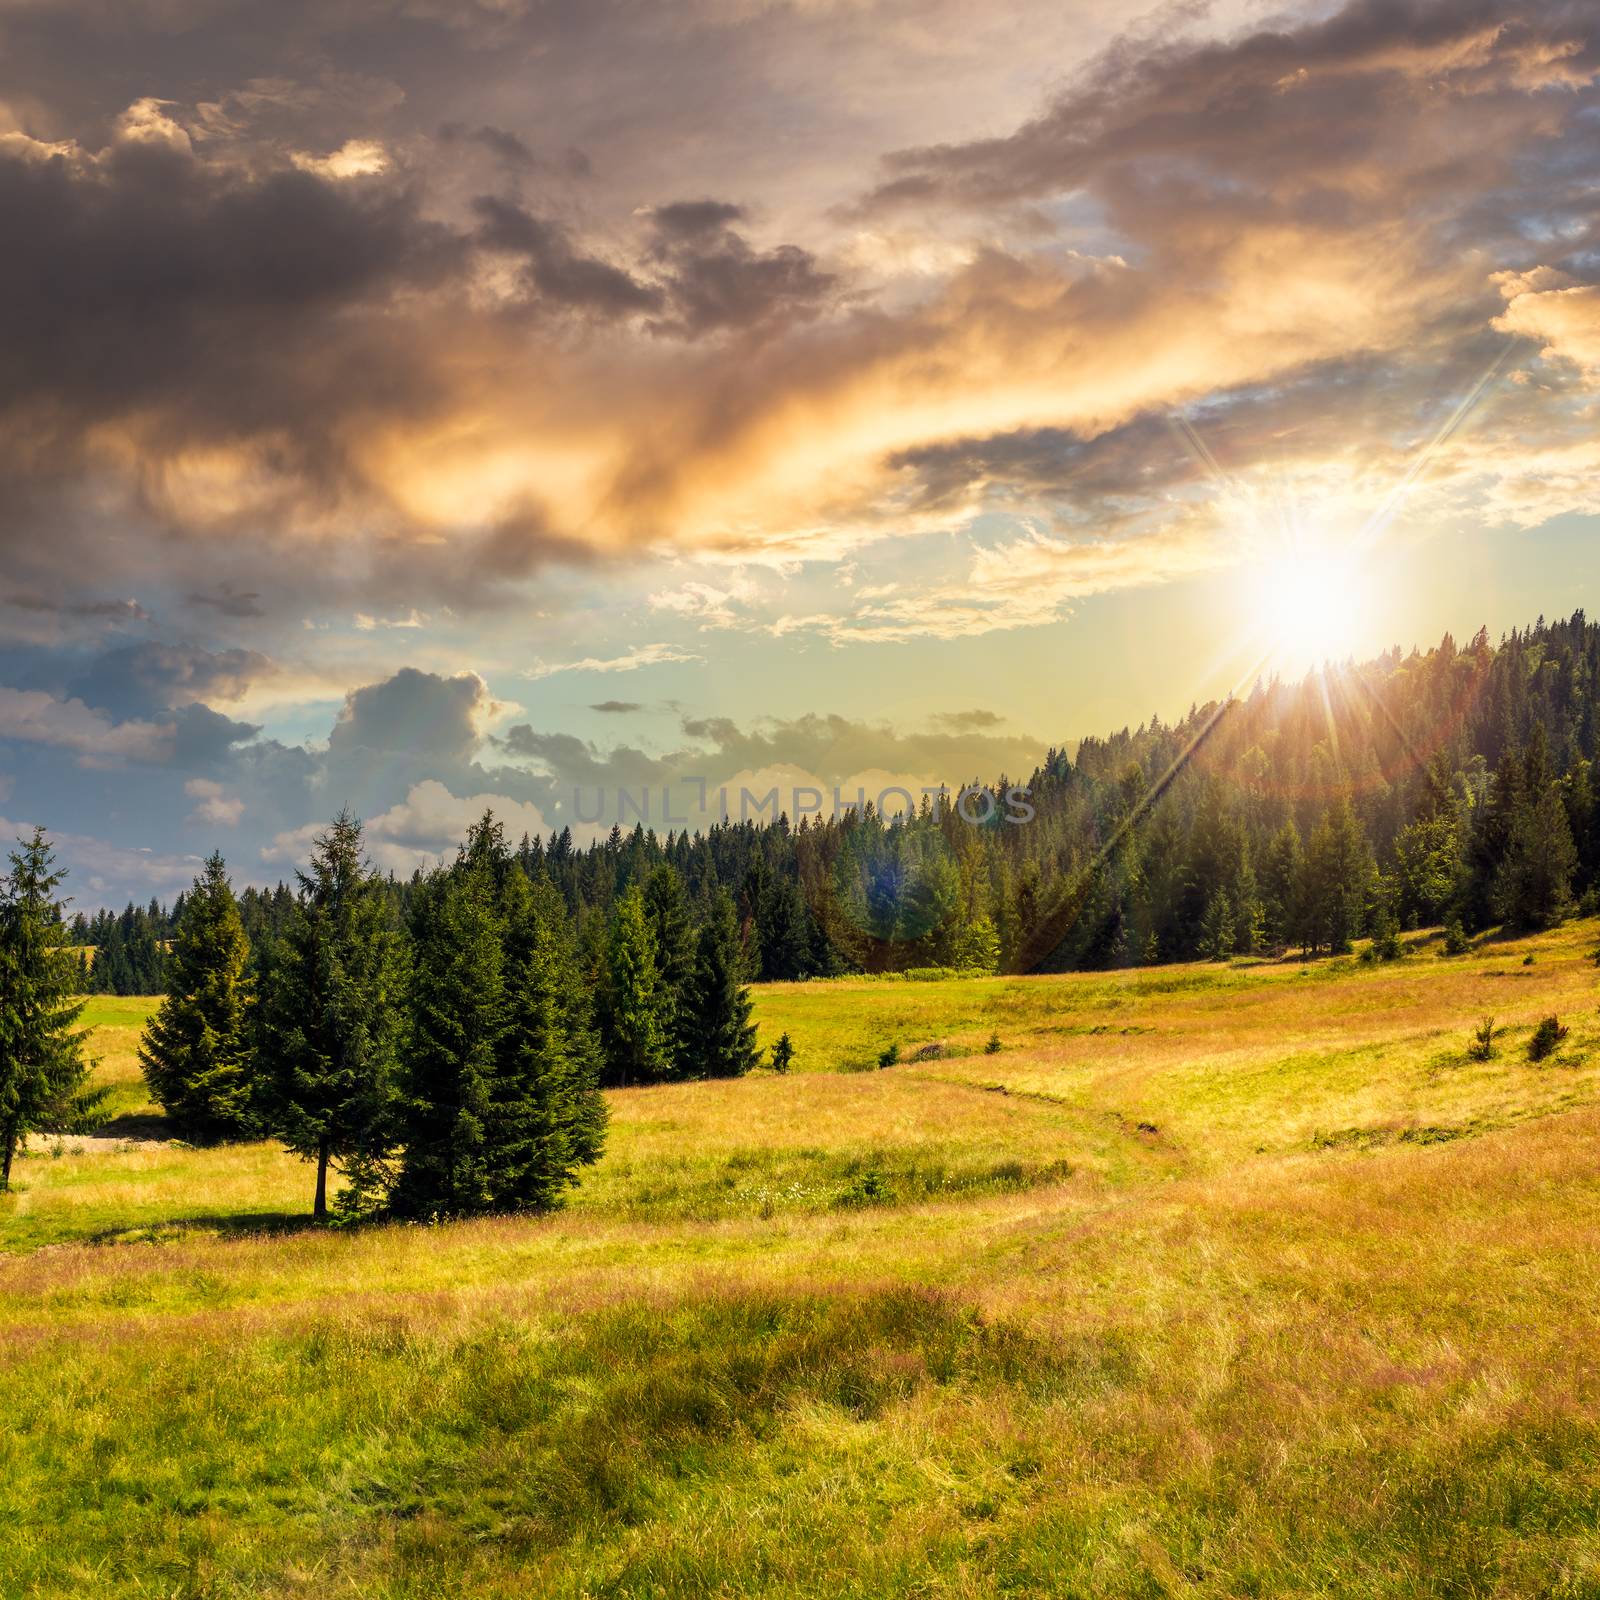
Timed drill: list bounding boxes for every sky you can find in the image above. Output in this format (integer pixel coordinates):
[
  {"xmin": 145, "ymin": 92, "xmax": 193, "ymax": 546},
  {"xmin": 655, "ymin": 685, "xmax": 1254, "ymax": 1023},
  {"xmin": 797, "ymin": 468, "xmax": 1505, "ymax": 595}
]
[{"xmin": 2, "ymin": 0, "xmax": 1599, "ymax": 905}]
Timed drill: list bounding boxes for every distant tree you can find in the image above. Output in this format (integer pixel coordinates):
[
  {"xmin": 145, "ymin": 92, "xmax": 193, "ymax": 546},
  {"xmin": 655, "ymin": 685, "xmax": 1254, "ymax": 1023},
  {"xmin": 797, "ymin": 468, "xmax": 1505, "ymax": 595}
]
[
  {"xmin": 0, "ymin": 829, "xmax": 99, "ymax": 1190},
  {"xmin": 1301, "ymin": 798, "xmax": 1372, "ymax": 955},
  {"xmin": 256, "ymin": 813, "xmax": 404, "ymax": 1220},
  {"xmin": 1200, "ymin": 890, "xmax": 1236, "ymax": 961},
  {"xmin": 769, "ymin": 1032, "xmax": 795, "ymax": 1074},
  {"xmin": 952, "ymin": 913, "xmax": 1001, "ymax": 974},
  {"xmin": 756, "ymin": 868, "xmax": 814, "ymax": 980},
  {"xmin": 138, "ymin": 853, "xmax": 257, "ymax": 1141},
  {"xmin": 597, "ymin": 884, "xmax": 672, "ymax": 1087},
  {"xmin": 684, "ymin": 889, "xmax": 760, "ymax": 1079},
  {"xmin": 643, "ymin": 864, "xmax": 697, "ymax": 1058},
  {"xmin": 1393, "ymin": 813, "xmax": 1461, "ymax": 928},
  {"xmin": 1493, "ymin": 730, "xmax": 1577, "ymax": 930}
]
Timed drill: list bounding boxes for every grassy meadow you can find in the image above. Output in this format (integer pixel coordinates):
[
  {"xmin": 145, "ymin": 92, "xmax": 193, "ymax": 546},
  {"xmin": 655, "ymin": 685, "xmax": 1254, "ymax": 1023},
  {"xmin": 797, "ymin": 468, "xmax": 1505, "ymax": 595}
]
[{"xmin": 4, "ymin": 926, "xmax": 1600, "ymax": 1595}]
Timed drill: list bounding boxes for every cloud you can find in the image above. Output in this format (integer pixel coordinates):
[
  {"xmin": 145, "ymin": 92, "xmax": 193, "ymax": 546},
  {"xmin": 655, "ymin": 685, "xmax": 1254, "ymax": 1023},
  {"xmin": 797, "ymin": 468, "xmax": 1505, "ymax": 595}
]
[
  {"xmin": 186, "ymin": 585, "xmax": 264, "ymax": 618},
  {"xmin": 0, "ymin": 688, "xmax": 172, "ymax": 765},
  {"xmin": 590, "ymin": 700, "xmax": 644, "ymax": 714},
  {"xmin": 472, "ymin": 195, "xmax": 663, "ymax": 317},
  {"xmin": 931, "ymin": 709, "xmax": 1006, "ymax": 732},
  {"xmin": 0, "ymin": 814, "xmax": 200, "ymax": 906},
  {"xmin": 2, "ymin": 0, "xmax": 1595, "ymax": 636},
  {"xmin": 522, "ymin": 644, "xmax": 702, "ymax": 679},
  {"xmin": 262, "ymin": 779, "xmax": 548, "ymax": 873},
  {"xmin": 645, "ymin": 199, "xmax": 838, "ymax": 336},
  {"xmin": 70, "ymin": 643, "xmax": 274, "ymax": 720},
  {"xmin": 1496, "ymin": 282, "xmax": 1600, "ymax": 375},
  {"xmin": 328, "ymin": 668, "xmax": 500, "ymax": 760},
  {"xmin": 185, "ymin": 777, "xmax": 245, "ymax": 826},
  {"xmin": 291, "ymin": 138, "xmax": 389, "ymax": 179}
]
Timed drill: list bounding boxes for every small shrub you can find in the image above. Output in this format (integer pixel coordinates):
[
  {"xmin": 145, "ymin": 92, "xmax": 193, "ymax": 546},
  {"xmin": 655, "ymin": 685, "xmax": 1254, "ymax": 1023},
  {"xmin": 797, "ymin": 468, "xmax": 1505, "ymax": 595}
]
[
  {"xmin": 1523, "ymin": 954, "xmax": 1535, "ymax": 967},
  {"xmin": 911, "ymin": 1041, "xmax": 945, "ymax": 1061},
  {"xmin": 1368, "ymin": 909, "xmax": 1402, "ymax": 962},
  {"xmin": 836, "ymin": 1169, "xmax": 891, "ymax": 1208},
  {"xmin": 984, "ymin": 1032, "xmax": 1002, "ymax": 1055},
  {"xmin": 769, "ymin": 1033, "xmax": 794, "ymax": 1075},
  {"xmin": 877, "ymin": 1042, "xmax": 900, "ymax": 1070},
  {"xmin": 1442, "ymin": 919, "xmax": 1471, "ymax": 956},
  {"xmin": 1468, "ymin": 1017, "xmax": 1497, "ymax": 1062},
  {"xmin": 1529, "ymin": 1016, "xmax": 1568, "ymax": 1062}
]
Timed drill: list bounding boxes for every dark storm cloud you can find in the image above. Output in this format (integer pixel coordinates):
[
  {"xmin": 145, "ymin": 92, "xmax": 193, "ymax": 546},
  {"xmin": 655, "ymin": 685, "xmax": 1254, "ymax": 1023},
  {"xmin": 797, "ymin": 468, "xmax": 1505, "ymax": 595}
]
[
  {"xmin": 438, "ymin": 122, "xmax": 591, "ymax": 177},
  {"xmin": 0, "ymin": 145, "xmax": 459, "ymax": 425},
  {"xmin": 646, "ymin": 199, "xmax": 838, "ymax": 336},
  {"xmin": 186, "ymin": 586, "xmax": 265, "ymax": 619},
  {"xmin": 473, "ymin": 196, "xmax": 664, "ymax": 317},
  {"xmin": 590, "ymin": 700, "xmax": 644, "ymax": 714},
  {"xmin": 650, "ymin": 199, "xmax": 747, "ymax": 239},
  {"xmin": 5, "ymin": 594, "xmax": 149, "ymax": 623},
  {"xmin": 69, "ymin": 643, "xmax": 274, "ymax": 721},
  {"xmin": 328, "ymin": 668, "xmax": 492, "ymax": 761},
  {"xmin": 171, "ymin": 702, "xmax": 262, "ymax": 767}
]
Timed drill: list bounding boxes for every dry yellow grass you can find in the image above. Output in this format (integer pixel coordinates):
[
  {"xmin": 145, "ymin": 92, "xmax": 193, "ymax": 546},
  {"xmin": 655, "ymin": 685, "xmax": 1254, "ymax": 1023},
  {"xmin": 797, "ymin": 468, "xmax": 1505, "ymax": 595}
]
[{"xmin": 3, "ymin": 924, "xmax": 1599, "ymax": 1596}]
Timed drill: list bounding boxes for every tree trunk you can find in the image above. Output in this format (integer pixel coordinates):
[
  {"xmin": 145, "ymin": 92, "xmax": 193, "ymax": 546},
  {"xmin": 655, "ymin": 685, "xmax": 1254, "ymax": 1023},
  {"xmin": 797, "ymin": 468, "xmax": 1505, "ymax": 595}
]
[
  {"xmin": 0, "ymin": 1125, "xmax": 15, "ymax": 1193},
  {"xmin": 313, "ymin": 1140, "xmax": 329, "ymax": 1221}
]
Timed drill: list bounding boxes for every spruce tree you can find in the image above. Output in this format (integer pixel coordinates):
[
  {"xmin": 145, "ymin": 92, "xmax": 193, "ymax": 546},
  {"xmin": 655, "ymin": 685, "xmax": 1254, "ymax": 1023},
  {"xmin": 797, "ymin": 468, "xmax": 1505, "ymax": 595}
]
[
  {"xmin": 138, "ymin": 854, "xmax": 257, "ymax": 1142},
  {"xmin": 643, "ymin": 864, "xmax": 696, "ymax": 1063},
  {"xmin": 488, "ymin": 867, "xmax": 607, "ymax": 1210},
  {"xmin": 597, "ymin": 884, "xmax": 672, "ymax": 1087},
  {"xmin": 1493, "ymin": 731, "xmax": 1578, "ymax": 929},
  {"xmin": 684, "ymin": 889, "xmax": 761, "ymax": 1079},
  {"xmin": 256, "ymin": 813, "xmax": 404, "ymax": 1220},
  {"xmin": 392, "ymin": 856, "xmax": 505, "ymax": 1218},
  {"xmin": 1302, "ymin": 798, "xmax": 1372, "ymax": 955},
  {"xmin": 0, "ymin": 829, "xmax": 99, "ymax": 1190}
]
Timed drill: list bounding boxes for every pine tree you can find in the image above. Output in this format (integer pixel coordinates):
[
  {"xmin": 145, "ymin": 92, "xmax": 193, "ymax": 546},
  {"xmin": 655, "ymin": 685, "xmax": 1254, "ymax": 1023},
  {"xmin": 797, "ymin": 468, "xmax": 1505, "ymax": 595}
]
[
  {"xmin": 684, "ymin": 889, "xmax": 760, "ymax": 1079},
  {"xmin": 597, "ymin": 884, "xmax": 672, "ymax": 1087},
  {"xmin": 138, "ymin": 853, "xmax": 257, "ymax": 1142},
  {"xmin": 392, "ymin": 856, "xmax": 505, "ymax": 1218},
  {"xmin": 0, "ymin": 829, "xmax": 99, "ymax": 1190},
  {"xmin": 256, "ymin": 814, "xmax": 404, "ymax": 1220}
]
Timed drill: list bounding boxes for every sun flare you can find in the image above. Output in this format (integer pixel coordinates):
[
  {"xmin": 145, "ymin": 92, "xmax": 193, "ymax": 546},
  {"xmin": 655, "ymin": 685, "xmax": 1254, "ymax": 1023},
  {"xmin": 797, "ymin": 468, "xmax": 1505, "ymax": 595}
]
[{"xmin": 1255, "ymin": 548, "xmax": 1367, "ymax": 670}]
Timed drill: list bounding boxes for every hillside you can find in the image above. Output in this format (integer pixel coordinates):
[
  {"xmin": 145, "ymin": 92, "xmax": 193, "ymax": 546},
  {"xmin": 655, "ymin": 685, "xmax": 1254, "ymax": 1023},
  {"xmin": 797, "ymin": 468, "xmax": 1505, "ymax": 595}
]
[{"xmin": 4, "ymin": 927, "xmax": 1600, "ymax": 1595}]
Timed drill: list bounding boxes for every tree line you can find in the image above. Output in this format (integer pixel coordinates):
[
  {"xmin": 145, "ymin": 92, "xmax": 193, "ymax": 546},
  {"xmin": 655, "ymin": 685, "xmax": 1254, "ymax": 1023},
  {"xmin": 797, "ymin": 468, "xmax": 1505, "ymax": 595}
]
[
  {"xmin": 78, "ymin": 613, "xmax": 1600, "ymax": 991},
  {"xmin": 63, "ymin": 900, "xmax": 174, "ymax": 995}
]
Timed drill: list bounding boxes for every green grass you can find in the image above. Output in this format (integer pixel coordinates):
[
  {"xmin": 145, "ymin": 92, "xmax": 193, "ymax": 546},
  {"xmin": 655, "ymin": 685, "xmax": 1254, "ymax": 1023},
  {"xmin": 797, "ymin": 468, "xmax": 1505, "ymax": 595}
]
[{"xmin": 4, "ymin": 925, "xmax": 1600, "ymax": 1594}]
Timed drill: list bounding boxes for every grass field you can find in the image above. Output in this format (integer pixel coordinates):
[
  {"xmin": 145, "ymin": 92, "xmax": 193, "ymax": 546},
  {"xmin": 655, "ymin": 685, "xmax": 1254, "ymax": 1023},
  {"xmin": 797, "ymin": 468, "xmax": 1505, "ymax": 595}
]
[{"xmin": 4, "ymin": 926, "xmax": 1600, "ymax": 1596}]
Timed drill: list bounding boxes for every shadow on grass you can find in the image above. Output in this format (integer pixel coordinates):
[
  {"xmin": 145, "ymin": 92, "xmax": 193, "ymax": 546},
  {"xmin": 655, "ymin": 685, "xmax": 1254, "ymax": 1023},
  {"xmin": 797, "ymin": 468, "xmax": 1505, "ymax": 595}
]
[
  {"xmin": 80, "ymin": 1209, "xmax": 325, "ymax": 1246},
  {"xmin": 87, "ymin": 1112, "xmax": 177, "ymax": 1142}
]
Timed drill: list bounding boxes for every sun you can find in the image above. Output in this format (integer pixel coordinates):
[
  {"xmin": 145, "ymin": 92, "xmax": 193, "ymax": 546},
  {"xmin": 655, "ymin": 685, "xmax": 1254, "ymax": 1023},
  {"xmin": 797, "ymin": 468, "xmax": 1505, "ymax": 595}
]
[{"xmin": 1254, "ymin": 547, "xmax": 1367, "ymax": 671}]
